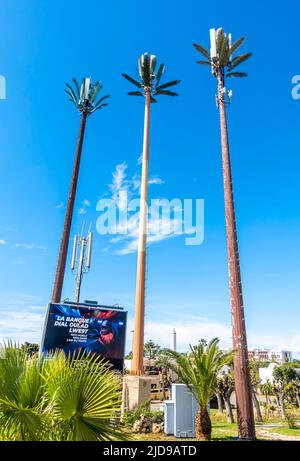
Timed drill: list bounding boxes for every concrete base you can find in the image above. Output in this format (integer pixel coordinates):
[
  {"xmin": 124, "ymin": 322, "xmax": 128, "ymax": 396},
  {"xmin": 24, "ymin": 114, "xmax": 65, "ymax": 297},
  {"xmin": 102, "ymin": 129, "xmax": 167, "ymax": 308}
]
[{"xmin": 123, "ymin": 375, "xmax": 153, "ymax": 411}]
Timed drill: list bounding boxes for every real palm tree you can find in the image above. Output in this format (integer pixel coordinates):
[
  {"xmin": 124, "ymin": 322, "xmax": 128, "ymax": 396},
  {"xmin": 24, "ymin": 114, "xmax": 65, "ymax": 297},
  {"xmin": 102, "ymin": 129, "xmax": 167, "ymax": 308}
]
[
  {"xmin": 51, "ymin": 78, "xmax": 109, "ymax": 303},
  {"xmin": 260, "ymin": 380, "xmax": 273, "ymax": 418},
  {"xmin": 249, "ymin": 362, "xmax": 263, "ymax": 422},
  {"xmin": 163, "ymin": 338, "xmax": 232, "ymax": 441},
  {"xmin": 122, "ymin": 53, "xmax": 180, "ymax": 375},
  {"xmin": 0, "ymin": 344, "xmax": 123, "ymax": 441},
  {"xmin": 260, "ymin": 380, "xmax": 273, "ymax": 406},
  {"xmin": 290, "ymin": 377, "xmax": 300, "ymax": 408},
  {"xmin": 272, "ymin": 365, "xmax": 298, "ymax": 419},
  {"xmin": 193, "ymin": 29, "xmax": 255, "ymax": 440},
  {"xmin": 217, "ymin": 372, "xmax": 235, "ymax": 423}
]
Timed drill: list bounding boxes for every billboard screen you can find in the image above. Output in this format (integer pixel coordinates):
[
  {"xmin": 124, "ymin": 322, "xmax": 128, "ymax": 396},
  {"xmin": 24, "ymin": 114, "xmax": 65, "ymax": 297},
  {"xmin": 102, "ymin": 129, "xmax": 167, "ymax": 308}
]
[{"xmin": 41, "ymin": 303, "xmax": 127, "ymax": 372}]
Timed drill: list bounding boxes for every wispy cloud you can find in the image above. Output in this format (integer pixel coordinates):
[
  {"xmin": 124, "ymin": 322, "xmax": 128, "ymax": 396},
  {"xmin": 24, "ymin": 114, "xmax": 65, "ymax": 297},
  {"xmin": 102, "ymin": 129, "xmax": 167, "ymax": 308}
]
[
  {"xmin": 36, "ymin": 245, "xmax": 47, "ymax": 250},
  {"xmin": 148, "ymin": 176, "xmax": 165, "ymax": 185},
  {"xmin": 115, "ymin": 216, "xmax": 184, "ymax": 255},
  {"xmin": 0, "ymin": 239, "xmax": 6, "ymax": 245},
  {"xmin": 0, "ymin": 225, "xmax": 18, "ymax": 232},
  {"xmin": 143, "ymin": 315, "xmax": 232, "ymax": 351},
  {"xmin": 14, "ymin": 243, "xmax": 34, "ymax": 250},
  {"xmin": 109, "ymin": 162, "xmax": 130, "ymax": 206},
  {"xmin": 55, "ymin": 202, "xmax": 64, "ymax": 209},
  {"xmin": 29, "ymin": 305, "xmax": 46, "ymax": 311},
  {"xmin": 124, "ymin": 311, "xmax": 300, "ymax": 356},
  {"xmin": 0, "ymin": 294, "xmax": 46, "ymax": 344},
  {"xmin": 102, "ymin": 161, "xmax": 180, "ymax": 255},
  {"xmin": 14, "ymin": 243, "xmax": 47, "ymax": 251},
  {"xmin": 0, "ymin": 311, "xmax": 45, "ymax": 344},
  {"xmin": 79, "ymin": 198, "xmax": 91, "ymax": 215},
  {"xmin": 123, "ymin": 312, "xmax": 232, "ymax": 352}
]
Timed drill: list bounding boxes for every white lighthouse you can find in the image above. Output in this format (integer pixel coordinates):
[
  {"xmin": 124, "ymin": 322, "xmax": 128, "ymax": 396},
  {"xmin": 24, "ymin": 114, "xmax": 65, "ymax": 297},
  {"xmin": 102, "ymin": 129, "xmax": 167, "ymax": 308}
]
[{"xmin": 170, "ymin": 328, "xmax": 177, "ymax": 352}]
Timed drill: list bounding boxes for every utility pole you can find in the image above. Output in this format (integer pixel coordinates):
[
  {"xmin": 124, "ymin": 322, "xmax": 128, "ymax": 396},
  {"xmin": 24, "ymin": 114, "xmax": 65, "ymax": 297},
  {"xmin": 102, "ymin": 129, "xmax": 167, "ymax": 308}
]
[
  {"xmin": 71, "ymin": 230, "xmax": 92, "ymax": 304},
  {"xmin": 209, "ymin": 28, "xmax": 255, "ymax": 440}
]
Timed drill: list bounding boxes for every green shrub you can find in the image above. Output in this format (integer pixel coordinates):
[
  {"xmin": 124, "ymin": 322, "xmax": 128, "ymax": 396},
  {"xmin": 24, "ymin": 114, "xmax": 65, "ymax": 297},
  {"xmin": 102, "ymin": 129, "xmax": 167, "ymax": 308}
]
[
  {"xmin": 151, "ymin": 410, "xmax": 164, "ymax": 423},
  {"xmin": 123, "ymin": 400, "xmax": 163, "ymax": 427},
  {"xmin": 0, "ymin": 344, "xmax": 124, "ymax": 441},
  {"xmin": 285, "ymin": 412, "xmax": 297, "ymax": 429}
]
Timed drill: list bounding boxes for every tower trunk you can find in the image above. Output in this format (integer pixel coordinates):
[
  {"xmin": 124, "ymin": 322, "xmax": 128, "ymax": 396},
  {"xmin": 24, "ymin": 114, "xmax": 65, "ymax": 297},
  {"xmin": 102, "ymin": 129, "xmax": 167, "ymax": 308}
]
[
  {"xmin": 52, "ymin": 111, "xmax": 87, "ymax": 303},
  {"xmin": 131, "ymin": 92, "xmax": 151, "ymax": 375},
  {"xmin": 218, "ymin": 74, "xmax": 256, "ymax": 440}
]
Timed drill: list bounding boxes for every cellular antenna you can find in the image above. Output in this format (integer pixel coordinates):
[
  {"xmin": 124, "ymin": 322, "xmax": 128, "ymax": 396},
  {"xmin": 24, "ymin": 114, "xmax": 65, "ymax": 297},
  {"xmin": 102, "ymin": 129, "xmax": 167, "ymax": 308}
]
[
  {"xmin": 71, "ymin": 230, "xmax": 93, "ymax": 303},
  {"xmin": 71, "ymin": 235, "xmax": 78, "ymax": 270},
  {"xmin": 228, "ymin": 33, "xmax": 232, "ymax": 64},
  {"xmin": 210, "ymin": 28, "xmax": 217, "ymax": 59},
  {"xmin": 86, "ymin": 231, "xmax": 92, "ymax": 268}
]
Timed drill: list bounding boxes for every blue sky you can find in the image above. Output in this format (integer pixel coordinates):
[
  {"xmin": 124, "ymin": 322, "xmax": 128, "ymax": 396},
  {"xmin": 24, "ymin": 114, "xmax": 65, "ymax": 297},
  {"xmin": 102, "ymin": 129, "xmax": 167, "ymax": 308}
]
[{"xmin": 0, "ymin": 0, "xmax": 299, "ymax": 355}]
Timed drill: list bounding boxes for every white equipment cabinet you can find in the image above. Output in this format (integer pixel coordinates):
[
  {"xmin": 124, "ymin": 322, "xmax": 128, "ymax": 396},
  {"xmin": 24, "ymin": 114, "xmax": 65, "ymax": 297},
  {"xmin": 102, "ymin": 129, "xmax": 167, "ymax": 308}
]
[{"xmin": 164, "ymin": 384, "xmax": 199, "ymax": 438}]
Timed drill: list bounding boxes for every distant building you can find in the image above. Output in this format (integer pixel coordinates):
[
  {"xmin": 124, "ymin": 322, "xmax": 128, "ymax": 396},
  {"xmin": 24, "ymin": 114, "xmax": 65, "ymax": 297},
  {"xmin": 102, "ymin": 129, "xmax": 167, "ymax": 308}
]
[
  {"xmin": 248, "ymin": 348, "xmax": 292, "ymax": 364},
  {"xmin": 259, "ymin": 363, "xmax": 278, "ymax": 384},
  {"xmin": 259, "ymin": 362, "xmax": 300, "ymax": 384}
]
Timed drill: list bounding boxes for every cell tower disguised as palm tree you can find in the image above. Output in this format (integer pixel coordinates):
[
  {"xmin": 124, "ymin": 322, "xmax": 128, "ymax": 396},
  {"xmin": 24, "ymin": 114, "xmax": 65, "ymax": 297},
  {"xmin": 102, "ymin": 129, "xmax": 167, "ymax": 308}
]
[
  {"xmin": 122, "ymin": 54, "xmax": 180, "ymax": 375},
  {"xmin": 193, "ymin": 29, "xmax": 255, "ymax": 440},
  {"xmin": 51, "ymin": 78, "xmax": 109, "ymax": 303}
]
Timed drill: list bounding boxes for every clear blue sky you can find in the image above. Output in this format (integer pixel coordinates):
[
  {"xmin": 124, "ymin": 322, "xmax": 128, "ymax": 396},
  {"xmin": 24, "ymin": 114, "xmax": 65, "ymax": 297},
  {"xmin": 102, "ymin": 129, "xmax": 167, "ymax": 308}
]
[{"xmin": 0, "ymin": 0, "xmax": 299, "ymax": 355}]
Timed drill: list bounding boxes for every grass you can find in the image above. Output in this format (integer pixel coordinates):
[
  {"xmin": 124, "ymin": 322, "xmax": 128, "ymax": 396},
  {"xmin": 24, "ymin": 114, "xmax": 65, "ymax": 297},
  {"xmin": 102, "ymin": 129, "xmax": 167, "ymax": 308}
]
[
  {"xmin": 124, "ymin": 408, "xmax": 300, "ymax": 441},
  {"xmin": 124, "ymin": 419, "xmax": 238, "ymax": 442},
  {"xmin": 268, "ymin": 426, "xmax": 300, "ymax": 437}
]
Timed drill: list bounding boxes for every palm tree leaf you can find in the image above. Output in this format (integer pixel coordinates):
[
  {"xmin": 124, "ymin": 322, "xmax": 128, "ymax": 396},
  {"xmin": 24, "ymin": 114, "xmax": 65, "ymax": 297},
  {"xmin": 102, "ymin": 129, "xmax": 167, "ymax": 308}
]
[
  {"xmin": 65, "ymin": 89, "xmax": 77, "ymax": 106},
  {"xmin": 150, "ymin": 97, "xmax": 157, "ymax": 103},
  {"xmin": 65, "ymin": 84, "xmax": 77, "ymax": 104},
  {"xmin": 193, "ymin": 43, "xmax": 210, "ymax": 60},
  {"xmin": 96, "ymin": 103, "xmax": 109, "ymax": 110},
  {"xmin": 161, "ymin": 338, "xmax": 233, "ymax": 409},
  {"xmin": 228, "ymin": 52, "xmax": 252, "ymax": 71},
  {"xmin": 128, "ymin": 91, "xmax": 143, "ymax": 96},
  {"xmin": 155, "ymin": 90, "xmax": 178, "ymax": 96},
  {"xmin": 72, "ymin": 78, "xmax": 81, "ymax": 99},
  {"xmin": 230, "ymin": 36, "xmax": 246, "ymax": 55},
  {"xmin": 89, "ymin": 103, "xmax": 109, "ymax": 113},
  {"xmin": 150, "ymin": 54, "xmax": 157, "ymax": 79},
  {"xmin": 155, "ymin": 63, "xmax": 165, "ymax": 87},
  {"xmin": 217, "ymin": 30, "xmax": 228, "ymax": 66},
  {"xmin": 0, "ymin": 345, "xmax": 50, "ymax": 441},
  {"xmin": 94, "ymin": 94, "xmax": 110, "ymax": 108},
  {"xmin": 67, "ymin": 98, "xmax": 77, "ymax": 106},
  {"xmin": 91, "ymin": 81, "xmax": 102, "ymax": 103},
  {"xmin": 196, "ymin": 60, "xmax": 210, "ymax": 66},
  {"xmin": 42, "ymin": 351, "xmax": 124, "ymax": 441},
  {"xmin": 226, "ymin": 72, "xmax": 248, "ymax": 78},
  {"xmin": 156, "ymin": 80, "xmax": 181, "ymax": 91},
  {"xmin": 121, "ymin": 73, "xmax": 142, "ymax": 88}
]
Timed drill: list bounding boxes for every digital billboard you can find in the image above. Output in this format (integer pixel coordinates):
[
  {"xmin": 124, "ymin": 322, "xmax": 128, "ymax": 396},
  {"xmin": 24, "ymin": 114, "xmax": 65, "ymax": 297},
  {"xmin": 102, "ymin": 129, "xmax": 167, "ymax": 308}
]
[{"xmin": 41, "ymin": 303, "xmax": 127, "ymax": 372}]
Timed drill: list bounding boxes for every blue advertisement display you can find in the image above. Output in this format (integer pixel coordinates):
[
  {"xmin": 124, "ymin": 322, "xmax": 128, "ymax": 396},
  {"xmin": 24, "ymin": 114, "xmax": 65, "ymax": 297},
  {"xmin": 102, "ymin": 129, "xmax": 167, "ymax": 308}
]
[{"xmin": 41, "ymin": 303, "xmax": 127, "ymax": 372}]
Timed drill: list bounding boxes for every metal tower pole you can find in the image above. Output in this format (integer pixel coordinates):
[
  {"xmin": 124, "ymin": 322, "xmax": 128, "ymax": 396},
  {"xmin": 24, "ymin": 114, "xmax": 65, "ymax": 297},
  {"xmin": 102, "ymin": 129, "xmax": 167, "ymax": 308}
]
[
  {"xmin": 131, "ymin": 91, "xmax": 151, "ymax": 376},
  {"xmin": 216, "ymin": 69, "xmax": 256, "ymax": 440},
  {"xmin": 52, "ymin": 111, "xmax": 87, "ymax": 303}
]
